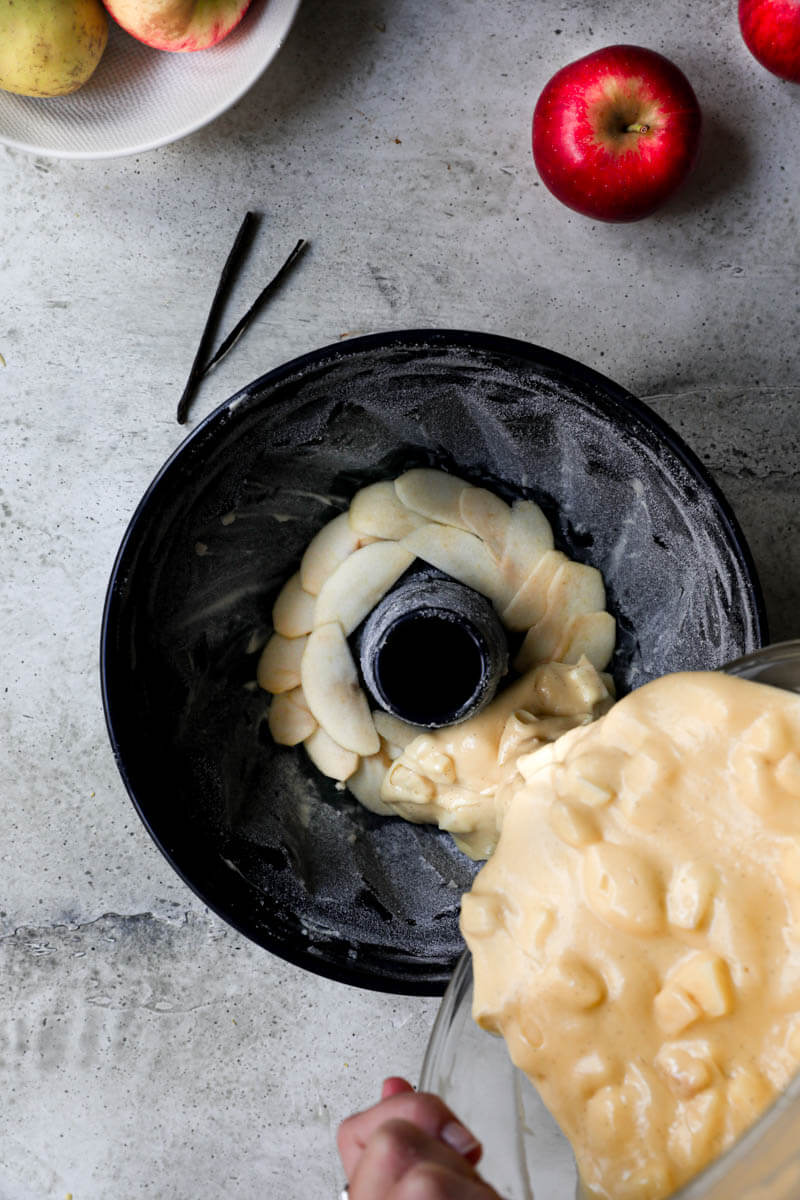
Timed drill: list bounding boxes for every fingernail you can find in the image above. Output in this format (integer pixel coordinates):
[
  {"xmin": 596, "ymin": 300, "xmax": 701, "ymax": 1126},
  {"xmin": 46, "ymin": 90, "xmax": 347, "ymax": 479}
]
[
  {"xmin": 441, "ymin": 1119, "xmax": 481, "ymax": 1158},
  {"xmin": 381, "ymin": 1077, "xmax": 414, "ymax": 1100}
]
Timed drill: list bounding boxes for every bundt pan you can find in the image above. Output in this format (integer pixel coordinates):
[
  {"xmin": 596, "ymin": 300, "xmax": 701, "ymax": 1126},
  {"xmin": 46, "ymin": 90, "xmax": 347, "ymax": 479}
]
[{"xmin": 100, "ymin": 330, "xmax": 766, "ymax": 995}]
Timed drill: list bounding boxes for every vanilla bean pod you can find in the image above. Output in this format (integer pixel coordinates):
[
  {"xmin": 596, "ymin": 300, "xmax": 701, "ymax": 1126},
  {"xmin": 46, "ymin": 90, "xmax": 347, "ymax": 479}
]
[
  {"xmin": 200, "ymin": 238, "xmax": 308, "ymax": 376},
  {"xmin": 176, "ymin": 211, "xmax": 258, "ymax": 425}
]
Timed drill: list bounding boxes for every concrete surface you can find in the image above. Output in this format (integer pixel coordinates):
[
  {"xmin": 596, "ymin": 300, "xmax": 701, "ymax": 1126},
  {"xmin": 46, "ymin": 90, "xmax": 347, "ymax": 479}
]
[{"xmin": 1, "ymin": 0, "xmax": 798, "ymax": 1196}]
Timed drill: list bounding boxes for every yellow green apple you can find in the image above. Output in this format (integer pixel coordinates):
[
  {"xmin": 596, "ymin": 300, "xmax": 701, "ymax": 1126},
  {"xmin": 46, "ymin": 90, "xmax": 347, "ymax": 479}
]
[{"xmin": 0, "ymin": 0, "xmax": 108, "ymax": 97}]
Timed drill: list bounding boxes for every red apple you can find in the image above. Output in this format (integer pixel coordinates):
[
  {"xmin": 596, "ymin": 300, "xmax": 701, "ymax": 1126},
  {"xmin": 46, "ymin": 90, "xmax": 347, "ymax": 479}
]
[
  {"xmin": 739, "ymin": 0, "xmax": 800, "ymax": 81},
  {"xmin": 102, "ymin": 0, "xmax": 253, "ymax": 52},
  {"xmin": 532, "ymin": 45, "xmax": 702, "ymax": 222}
]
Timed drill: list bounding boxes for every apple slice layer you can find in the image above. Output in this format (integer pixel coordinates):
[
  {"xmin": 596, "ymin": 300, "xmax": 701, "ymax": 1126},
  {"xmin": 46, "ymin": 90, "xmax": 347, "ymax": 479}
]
[
  {"xmin": 257, "ymin": 633, "xmax": 308, "ymax": 694},
  {"xmin": 300, "ymin": 622, "xmax": 380, "ymax": 757},
  {"xmin": 459, "ymin": 487, "xmax": 513, "ymax": 560},
  {"xmin": 303, "ymin": 726, "xmax": 359, "ymax": 781},
  {"xmin": 255, "ymin": 468, "xmax": 615, "ymax": 849},
  {"xmin": 272, "ymin": 572, "xmax": 317, "ymax": 638},
  {"xmin": 348, "ymin": 480, "xmax": 428, "ymax": 540},
  {"xmin": 499, "ymin": 500, "xmax": 555, "ymax": 594},
  {"xmin": 268, "ymin": 686, "xmax": 317, "ymax": 746},
  {"xmin": 394, "ymin": 468, "xmax": 471, "ymax": 529},
  {"xmin": 373, "ymin": 710, "xmax": 424, "ymax": 754},
  {"xmin": 501, "ymin": 549, "xmax": 567, "ymax": 631},
  {"xmin": 514, "ymin": 560, "xmax": 608, "ymax": 669},
  {"xmin": 313, "ymin": 541, "xmax": 415, "ymax": 635},
  {"xmin": 400, "ymin": 524, "xmax": 508, "ymax": 609},
  {"xmin": 300, "ymin": 511, "xmax": 364, "ymax": 595}
]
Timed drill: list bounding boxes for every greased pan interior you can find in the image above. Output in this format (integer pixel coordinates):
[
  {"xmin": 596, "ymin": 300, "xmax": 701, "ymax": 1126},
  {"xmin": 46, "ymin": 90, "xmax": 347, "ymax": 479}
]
[{"xmin": 101, "ymin": 330, "xmax": 766, "ymax": 995}]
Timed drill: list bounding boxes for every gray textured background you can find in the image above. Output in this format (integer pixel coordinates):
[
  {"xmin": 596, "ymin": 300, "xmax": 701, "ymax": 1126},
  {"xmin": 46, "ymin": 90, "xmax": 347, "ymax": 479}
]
[{"xmin": 1, "ymin": 0, "xmax": 798, "ymax": 1196}]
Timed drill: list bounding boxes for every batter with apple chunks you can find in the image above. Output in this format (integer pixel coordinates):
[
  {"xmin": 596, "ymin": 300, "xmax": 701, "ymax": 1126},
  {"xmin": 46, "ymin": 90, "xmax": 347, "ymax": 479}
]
[{"xmin": 463, "ymin": 670, "xmax": 800, "ymax": 1200}]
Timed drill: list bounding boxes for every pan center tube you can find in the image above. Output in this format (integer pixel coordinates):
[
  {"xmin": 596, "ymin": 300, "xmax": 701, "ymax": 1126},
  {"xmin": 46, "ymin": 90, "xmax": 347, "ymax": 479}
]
[{"xmin": 359, "ymin": 574, "xmax": 509, "ymax": 729}]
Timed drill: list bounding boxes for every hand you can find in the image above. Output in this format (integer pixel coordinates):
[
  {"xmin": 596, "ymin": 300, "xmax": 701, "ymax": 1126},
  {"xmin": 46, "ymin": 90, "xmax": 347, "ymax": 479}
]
[{"xmin": 338, "ymin": 1077, "xmax": 505, "ymax": 1199}]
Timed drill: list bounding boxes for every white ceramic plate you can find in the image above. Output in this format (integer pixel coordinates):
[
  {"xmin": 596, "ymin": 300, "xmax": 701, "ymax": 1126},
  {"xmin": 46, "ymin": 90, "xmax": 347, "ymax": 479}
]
[{"xmin": 0, "ymin": 0, "xmax": 301, "ymax": 160}]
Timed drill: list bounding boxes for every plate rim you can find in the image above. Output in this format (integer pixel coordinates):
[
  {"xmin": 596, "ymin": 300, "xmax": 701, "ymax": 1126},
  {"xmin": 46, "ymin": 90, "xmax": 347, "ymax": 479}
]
[{"xmin": 0, "ymin": 0, "xmax": 302, "ymax": 161}]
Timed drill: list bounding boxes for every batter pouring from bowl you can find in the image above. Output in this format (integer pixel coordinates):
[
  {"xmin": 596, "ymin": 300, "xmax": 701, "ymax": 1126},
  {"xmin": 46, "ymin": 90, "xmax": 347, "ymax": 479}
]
[
  {"xmin": 464, "ymin": 668, "xmax": 800, "ymax": 1199},
  {"xmin": 339, "ymin": 667, "xmax": 800, "ymax": 1200}
]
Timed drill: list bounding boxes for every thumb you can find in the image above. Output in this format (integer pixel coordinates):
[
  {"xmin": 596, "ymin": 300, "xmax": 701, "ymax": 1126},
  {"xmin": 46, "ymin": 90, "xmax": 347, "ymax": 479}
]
[{"xmin": 381, "ymin": 1077, "xmax": 415, "ymax": 1101}]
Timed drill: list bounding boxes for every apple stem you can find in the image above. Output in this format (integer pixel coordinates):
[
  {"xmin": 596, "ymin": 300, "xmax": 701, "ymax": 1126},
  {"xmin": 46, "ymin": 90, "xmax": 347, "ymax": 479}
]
[{"xmin": 625, "ymin": 123, "xmax": 650, "ymax": 134}]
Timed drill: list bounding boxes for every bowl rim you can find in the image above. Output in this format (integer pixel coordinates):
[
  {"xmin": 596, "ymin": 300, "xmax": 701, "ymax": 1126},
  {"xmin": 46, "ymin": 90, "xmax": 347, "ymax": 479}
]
[{"xmin": 99, "ymin": 328, "xmax": 768, "ymax": 993}]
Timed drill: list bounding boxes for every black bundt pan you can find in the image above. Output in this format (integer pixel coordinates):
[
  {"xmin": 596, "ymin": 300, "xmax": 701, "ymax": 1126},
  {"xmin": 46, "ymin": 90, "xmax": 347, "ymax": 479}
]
[{"xmin": 101, "ymin": 330, "xmax": 766, "ymax": 995}]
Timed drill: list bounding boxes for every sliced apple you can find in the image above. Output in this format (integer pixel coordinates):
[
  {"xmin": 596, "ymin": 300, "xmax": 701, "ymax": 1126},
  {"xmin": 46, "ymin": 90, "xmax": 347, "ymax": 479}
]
[
  {"xmin": 372, "ymin": 710, "xmax": 423, "ymax": 754},
  {"xmin": 500, "ymin": 499, "xmax": 555, "ymax": 593},
  {"xmin": 346, "ymin": 748, "xmax": 395, "ymax": 814},
  {"xmin": 400, "ymin": 524, "xmax": 505, "ymax": 608},
  {"xmin": 348, "ymin": 480, "xmax": 428, "ymax": 540},
  {"xmin": 550, "ymin": 560, "xmax": 605, "ymax": 616},
  {"xmin": 299, "ymin": 512, "xmax": 362, "ymax": 595},
  {"xmin": 394, "ymin": 468, "xmax": 470, "ymax": 529},
  {"xmin": 304, "ymin": 727, "xmax": 359, "ymax": 781},
  {"xmin": 257, "ymin": 633, "xmax": 308, "ymax": 694},
  {"xmin": 268, "ymin": 687, "xmax": 317, "ymax": 746},
  {"xmin": 313, "ymin": 541, "xmax": 414, "ymax": 635},
  {"xmin": 300, "ymin": 622, "xmax": 380, "ymax": 755},
  {"xmin": 501, "ymin": 550, "xmax": 566, "ymax": 631},
  {"xmin": 459, "ymin": 487, "xmax": 512, "ymax": 559},
  {"xmin": 557, "ymin": 611, "xmax": 616, "ymax": 671},
  {"xmin": 514, "ymin": 561, "xmax": 607, "ymax": 670},
  {"xmin": 272, "ymin": 572, "xmax": 316, "ymax": 638}
]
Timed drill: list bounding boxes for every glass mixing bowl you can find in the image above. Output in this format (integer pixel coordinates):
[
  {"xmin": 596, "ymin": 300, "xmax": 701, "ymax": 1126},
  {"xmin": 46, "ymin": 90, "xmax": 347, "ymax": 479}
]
[{"xmin": 420, "ymin": 641, "xmax": 800, "ymax": 1200}]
